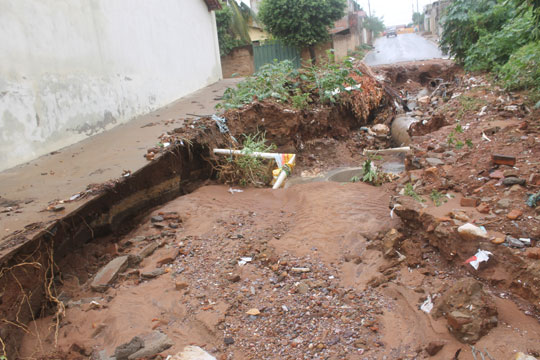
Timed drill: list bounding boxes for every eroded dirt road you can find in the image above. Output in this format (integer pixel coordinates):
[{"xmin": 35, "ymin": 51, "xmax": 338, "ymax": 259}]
[{"xmin": 3, "ymin": 59, "xmax": 540, "ymax": 360}]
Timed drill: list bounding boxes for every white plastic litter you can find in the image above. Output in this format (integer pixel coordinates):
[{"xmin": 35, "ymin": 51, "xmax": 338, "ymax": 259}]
[
  {"xmin": 420, "ymin": 295, "xmax": 433, "ymax": 313},
  {"xmin": 228, "ymin": 188, "xmax": 244, "ymax": 194},
  {"xmin": 238, "ymin": 257, "xmax": 252, "ymax": 266},
  {"xmin": 465, "ymin": 249, "xmax": 493, "ymax": 270},
  {"xmin": 482, "ymin": 132, "xmax": 492, "ymax": 142}
]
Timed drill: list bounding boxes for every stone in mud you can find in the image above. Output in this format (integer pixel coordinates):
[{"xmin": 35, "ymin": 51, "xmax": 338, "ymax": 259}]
[
  {"xmin": 434, "ymin": 278, "xmax": 498, "ymax": 344},
  {"xmin": 128, "ymin": 331, "xmax": 173, "ymax": 359},
  {"xmin": 168, "ymin": 346, "xmax": 216, "ymax": 360},
  {"xmin": 137, "ymin": 241, "xmax": 160, "ymax": 260},
  {"xmin": 425, "ymin": 341, "xmax": 445, "ymax": 356},
  {"xmin": 151, "ymin": 215, "xmax": 164, "ymax": 222},
  {"xmin": 141, "ymin": 268, "xmax": 165, "ymax": 279},
  {"xmin": 382, "ymin": 228, "xmax": 403, "ymax": 257},
  {"xmin": 91, "ymin": 256, "xmax": 129, "ymax": 292},
  {"xmin": 114, "ymin": 336, "xmax": 143, "ymax": 360},
  {"xmin": 514, "ymin": 352, "xmax": 538, "ymax": 360},
  {"xmin": 457, "ymin": 223, "xmax": 488, "ymax": 241},
  {"xmin": 503, "ymin": 177, "xmax": 526, "ymax": 186},
  {"xmin": 426, "ymin": 158, "xmax": 444, "ymax": 166}
]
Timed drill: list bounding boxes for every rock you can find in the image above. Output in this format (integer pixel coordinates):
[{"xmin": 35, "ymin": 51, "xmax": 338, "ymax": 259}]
[
  {"xmin": 296, "ymin": 282, "xmax": 310, "ymax": 295},
  {"xmin": 91, "ymin": 256, "xmax": 129, "ymax": 292},
  {"xmin": 224, "ymin": 337, "xmax": 235, "ymax": 345},
  {"xmin": 175, "ymin": 281, "xmax": 189, "ymax": 291},
  {"xmin": 452, "ymin": 211, "xmax": 470, "ymax": 222},
  {"xmin": 226, "ymin": 274, "xmax": 241, "ymax": 283},
  {"xmin": 418, "ymin": 95, "xmax": 431, "ymax": 104},
  {"xmin": 504, "ymin": 169, "xmax": 520, "ymax": 178},
  {"xmin": 90, "ymin": 350, "xmax": 110, "ymax": 360},
  {"xmin": 128, "ymin": 331, "xmax": 173, "ymax": 359},
  {"xmin": 492, "ymin": 154, "xmax": 516, "ymax": 166},
  {"xmin": 460, "ymin": 198, "xmax": 478, "ymax": 207},
  {"xmin": 457, "ymin": 223, "xmax": 488, "ymax": 241},
  {"xmin": 114, "ymin": 336, "xmax": 144, "ymax": 360},
  {"xmin": 476, "ymin": 203, "xmax": 490, "ymax": 214},
  {"xmin": 507, "ymin": 209, "xmax": 523, "ymax": 220},
  {"xmin": 529, "ymin": 173, "xmax": 540, "ymax": 186},
  {"xmin": 151, "ymin": 215, "xmax": 164, "ymax": 223},
  {"xmin": 246, "ymin": 308, "xmax": 260, "ymax": 316},
  {"xmin": 138, "ymin": 242, "xmax": 160, "ymax": 260},
  {"xmin": 491, "ymin": 237, "xmax": 505, "ymax": 245},
  {"xmin": 506, "ymin": 235, "xmax": 525, "ymax": 248},
  {"xmin": 434, "ymin": 278, "xmax": 498, "ymax": 344},
  {"xmin": 371, "ymin": 124, "xmax": 390, "ymax": 136},
  {"xmin": 141, "ymin": 268, "xmax": 165, "ymax": 279},
  {"xmin": 426, "ymin": 158, "xmax": 444, "ymax": 166},
  {"xmin": 497, "ymin": 198, "xmax": 512, "ymax": 209},
  {"xmin": 168, "ymin": 346, "xmax": 216, "ymax": 360},
  {"xmin": 525, "ymin": 248, "xmax": 540, "ymax": 259},
  {"xmin": 425, "ymin": 341, "xmax": 445, "ymax": 356},
  {"xmin": 157, "ymin": 248, "xmax": 180, "ymax": 266},
  {"xmin": 489, "ymin": 170, "xmax": 504, "ymax": 179},
  {"xmin": 382, "ymin": 228, "xmax": 403, "ymax": 257},
  {"xmin": 503, "ymin": 177, "xmax": 526, "ymax": 186}
]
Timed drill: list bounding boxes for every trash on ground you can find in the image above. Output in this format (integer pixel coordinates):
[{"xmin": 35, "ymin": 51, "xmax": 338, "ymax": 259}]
[{"xmin": 464, "ymin": 249, "xmax": 493, "ymax": 270}]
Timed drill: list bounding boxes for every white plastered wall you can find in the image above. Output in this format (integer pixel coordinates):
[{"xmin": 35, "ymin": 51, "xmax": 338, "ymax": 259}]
[{"xmin": 0, "ymin": 0, "xmax": 222, "ymax": 171}]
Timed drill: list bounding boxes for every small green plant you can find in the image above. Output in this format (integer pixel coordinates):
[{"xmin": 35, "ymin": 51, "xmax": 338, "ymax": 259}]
[
  {"xmin": 350, "ymin": 175, "xmax": 361, "ymax": 183},
  {"xmin": 291, "ymin": 88, "xmax": 310, "ymax": 110},
  {"xmin": 404, "ymin": 183, "xmax": 425, "ymax": 202},
  {"xmin": 455, "ymin": 140, "xmax": 464, "ymax": 149},
  {"xmin": 466, "ymin": 139, "xmax": 474, "ymax": 148},
  {"xmin": 218, "ymin": 131, "xmax": 277, "ymax": 187},
  {"xmin": 430, "ymin": 190, "xmax": 447, "ymax": 206},
  {"xmin": 454, "ymin": 123, "xmax": 464, "ymax": 133},
  {"xmin": 362, "ymin": 158, "xmax": 379, "ymax": 185}
]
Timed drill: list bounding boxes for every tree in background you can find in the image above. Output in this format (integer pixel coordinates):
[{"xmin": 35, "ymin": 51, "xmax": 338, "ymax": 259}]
[
  {"xmin": 216, "ymin": 0, "xmax": 254, "ymax": 56},
  {"xmin": 412, "ymin": 12, "xmax": 424, "ymax": 30},
  {"xmin": 363, "ymin": 15, "xmax": 386, "ymax": 37},
  {"xmin": 258, "ymin": 0, "xmax": 347, "ymax": 63}
]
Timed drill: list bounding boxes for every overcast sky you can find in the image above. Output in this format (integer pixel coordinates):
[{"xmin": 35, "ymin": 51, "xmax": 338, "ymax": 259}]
[{"xmin": 240, "ymin": 0, "xmax": 434, "ymax": 27}]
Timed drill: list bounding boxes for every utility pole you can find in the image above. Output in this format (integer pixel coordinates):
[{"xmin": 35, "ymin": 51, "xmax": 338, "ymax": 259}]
[{"xmin": 367, "ymin": 0, "xmax": 371, "ymax": 17}]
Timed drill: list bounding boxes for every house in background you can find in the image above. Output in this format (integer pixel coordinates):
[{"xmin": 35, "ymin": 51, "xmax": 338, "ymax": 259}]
[
  {"xmin": 0, "ymin": 0, "xmax": 223, "ymax": 172},
  {"xmin": 330, "ymin": 0, "xmax": 368, "ymax": 58},
  {"xmin": 424, "ymin": 0, "xmax": 453, "ymax": 37}
]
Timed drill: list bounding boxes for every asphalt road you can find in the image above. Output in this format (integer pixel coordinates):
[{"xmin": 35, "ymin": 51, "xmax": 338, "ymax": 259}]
[{"xmin": 364, "ymin": 33, "xmax": 446, "ymax": 66}]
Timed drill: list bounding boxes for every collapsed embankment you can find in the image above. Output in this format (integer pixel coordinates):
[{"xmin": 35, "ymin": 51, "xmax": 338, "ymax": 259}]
[{"xmin": 0, "ymin": 61, "xmax": 392, "ymax": 358}]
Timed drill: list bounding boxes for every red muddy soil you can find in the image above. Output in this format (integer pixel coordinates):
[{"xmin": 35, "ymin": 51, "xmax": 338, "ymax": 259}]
[{"xmin": 3, "ymin": 60, "xmax": 540, "ymax": 360}]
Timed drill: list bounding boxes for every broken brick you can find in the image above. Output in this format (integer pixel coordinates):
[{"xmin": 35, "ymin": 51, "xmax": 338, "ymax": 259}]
[
  {"xmin": 460, "ymin": 198, "xmax": 478, "ymax": 207},
  {"xmin": 529, "ymin": 173, "xmax": 540, "ymax": 186},
  {"xmin": 492, "ymin": 154, "xmax": 516, "ymax": 166},
  {"xmin": 476, "ymin": 203, "xmax": 490, "ymax": 214},
  {"xmin": 507, "ymin": 209, "xmax": 523, "ymax": 220}
]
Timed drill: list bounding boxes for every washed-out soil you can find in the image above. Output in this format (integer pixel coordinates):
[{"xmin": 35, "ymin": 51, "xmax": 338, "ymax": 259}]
[{"xmin": 3, "ymin": 60, "xmax": 540, "ymax": 359}]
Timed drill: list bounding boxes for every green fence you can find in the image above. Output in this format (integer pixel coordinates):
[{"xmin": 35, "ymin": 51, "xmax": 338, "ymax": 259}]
[{"xmin": 253, "ymin": 42, "xmax": 301, "ymax": 71}]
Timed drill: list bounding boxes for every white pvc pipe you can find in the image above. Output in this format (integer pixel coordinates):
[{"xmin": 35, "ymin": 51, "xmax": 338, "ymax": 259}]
[
  {"xmin": 272, "ymin": 154, "xmax": 296, "ymax": 189},
  {"xmin": 213, "ymin": 149, "xmax": 278, "ymax": 159}
]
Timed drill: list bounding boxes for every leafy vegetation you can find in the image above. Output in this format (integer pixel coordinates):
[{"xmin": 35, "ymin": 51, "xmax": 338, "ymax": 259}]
[
  {"xmin": 404, "ymin": 183, "xmax": 425, "ymax": 202},
  {"xmin": 362, "ymin": 158, "xmax": 378, "ymax": 184},
  {"xmin": 217, "ymin": 132, "xmax": 277, "ymax": 187},
  {"xmin": 430, "ymin": 190, "xmax": 447, "ymax": 206},
  {"xmin": 215, "ymin": 0, "xmax": 253, "ymax": 56},
  {"xmin": 363, "ymin": 15, "xmax": 386, "ymax": 37},
  {"xmin": 441, "ymin": 0, "xmax": 540, "ymax": 98},
  {"xmin": 412, "ymin": 12, "xmax": 425, "ymax": 28},
  {"xmin": 217, "ymin": 57, "xmax": 362, "ymax": 110},
  {"xmin": 258, "ymin": 0, "xmax": 346, "ymax": 62}
]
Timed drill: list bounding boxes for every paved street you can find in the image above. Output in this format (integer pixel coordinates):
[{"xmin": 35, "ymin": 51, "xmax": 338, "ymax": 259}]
[{"xmin": 364, "ymin": 33, "xmax": 446, "ymax": 65}]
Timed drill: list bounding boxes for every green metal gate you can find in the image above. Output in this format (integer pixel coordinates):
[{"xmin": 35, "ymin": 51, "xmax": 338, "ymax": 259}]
[{"xmin": 253, "ymin": 41, "xmax": 301, "ymax": 71}]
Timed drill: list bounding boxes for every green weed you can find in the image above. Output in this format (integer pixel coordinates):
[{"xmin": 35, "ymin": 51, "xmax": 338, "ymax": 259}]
[{"xmin": 404, "ymin": 183, "xmax": 425, "ymax": 202}]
